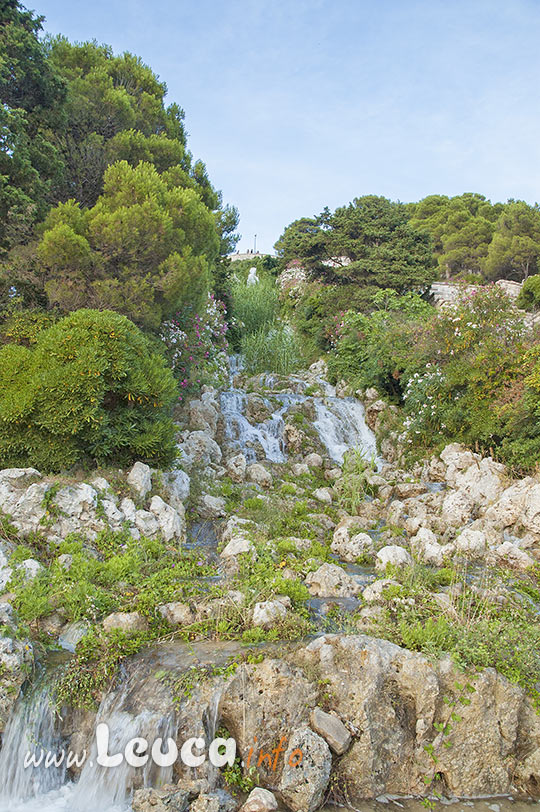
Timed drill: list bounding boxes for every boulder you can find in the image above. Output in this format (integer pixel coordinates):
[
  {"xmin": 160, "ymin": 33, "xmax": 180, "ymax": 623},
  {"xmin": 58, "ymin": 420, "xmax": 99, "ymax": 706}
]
[
  {"xmin": 132, "ymin": 787, "xmax": 189, "ymax": 812},
  {"xmin": 304, "ymin": 453, "xmax": 323, "ymax": 469},
  {"xmin": 102, "ymin": 611, "xmax": 148, "ymax": 633},
  {"xmin": 189, "ymin": 398, "xmax": 220, "ymax": 437},
  {"xmin": 252, "ymin": 600, "xmax": 287, "ymax": 629},
  {"xmin": 180, "ymin": 431, "xmax": 222, "ymax": 468},
  {"xmin": 305, "ymin": 563, "xmax": 361, "ymax": 597},
  {"xmin": 375, "ymin": 545, "xmax": 413, "ymax": 571},
  {"xmin": 331, "ymin": 531, "xmax": 373, "ymax": 563},
  {"xmin": 312, "ymin": 487, "xmax": 332, "ymax": 505},
  {"xmin": 199, "ymin": 494, "xmax": 227, "ymax": 519},
  {"xmin": 127, "ymin": 462, "xmax": 152, "ymax": 500},
  {"xmin": 411, "ymin": 528, "xmax": 448, "ymax": 567},
  {"xmin": 240, "ymin": 787, "xmax": 277, "ymax": 812},
  {"xmin": 226, "ymin": 453, "xmax": 247, "ymax": 483},
  {"xmin": 491, "ymin": 541, "xmax": 535, "ymax": 571},
  {"xmin": 149, "ymin": 496, "xmax": 185, "ymax": 541},
  {"xmin": 291, "ymin": 463, "xmax": 310, "ymax": 477},
  {"xmin": 441, "ymin": 489, "xmax": 473, "ymax": 527},
  {"xmin": 362, "ymin": 578, "xmax": 400, "ymax": 602},
  {"xmin": 246, "ymin": 463, "xmax": 273, "ymax": 489},
  {"xmin": 163, "ymin": 469, "xmax": 191, "ymax": 510},
  {"xmin": 158, "ymin": 602, "xmax": 193, "ymax": 626},
  {"xmin": 454, "ymin": 528, "xmax": 486, "ymax": 558},
  {"xmin": 220, "ymin": 536, "xmax": 254, "ymax": 559}
]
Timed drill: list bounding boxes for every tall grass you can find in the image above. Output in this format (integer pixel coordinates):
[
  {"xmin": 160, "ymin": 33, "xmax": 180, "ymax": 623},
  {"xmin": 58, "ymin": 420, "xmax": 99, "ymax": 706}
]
[
  {"xmin": 229, "ymin": 277, "xmax": 278, "ymax": 337},
  {"xmin": 241, "ymin": 323, "xmax": 302, "ymax": 375}
]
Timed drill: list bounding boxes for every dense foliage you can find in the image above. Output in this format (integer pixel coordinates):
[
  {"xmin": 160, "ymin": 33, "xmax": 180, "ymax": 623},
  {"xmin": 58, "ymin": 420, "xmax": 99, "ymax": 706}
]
[
  {"xmin": 0, "ymin": 309, "xmax": 178, "ymax": 471},
  {"xmin": 330, "ymin": 285, "xmax": 540, "ymax": 470}
]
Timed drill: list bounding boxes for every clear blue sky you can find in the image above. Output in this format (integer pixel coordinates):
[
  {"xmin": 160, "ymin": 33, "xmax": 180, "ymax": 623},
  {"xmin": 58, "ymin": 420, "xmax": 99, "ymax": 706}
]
[{"xmin": 35, "ymin": 0, "xmax": 540, "ymax": 254}]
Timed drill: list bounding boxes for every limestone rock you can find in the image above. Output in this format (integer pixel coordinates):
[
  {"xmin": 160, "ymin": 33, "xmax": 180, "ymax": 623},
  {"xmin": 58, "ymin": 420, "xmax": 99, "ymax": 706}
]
[
  {"xmin": 149, "ymin": 495, "xmax": 185, "ymax": 541},
  {"xmin": 226, "ymin": 453, "xmax": 247, "ymax": 483},
  {"xmin": 362, "ymin": 578, "xmax": 400, "ymax": 602},
  {"xmin": 199, "ymin": 494, "xmax": 227, "ymax": 519},
  {"xmin": 246, "ymin": 463, "xmax": 273, "ymax": 489},
  {"xmin": 220, "ymin": 536, "xmax": 254, "ymax": 559},
  {"xmin": 305, "ymin": 563, "xmax": 361, "ymax": 597},
  {"xmin": 375, "ymin": 545, "xmax": 413, "ymax": 571},
  {"xmin": 127, "ymin": 462, "xmax": 152, "ymax": 500},
  {"xmin": 454, "ymin": 527, "xmax": 486, "ymax": 558},
  {"xmin": 252, "ymin": 600, "xmax": 287, "ymax": 629},
  {"xmin": 331, "ymin": 531, "xmax": 373, "ymax": 563},
  {"xmin": 158, "ymin": 602, "xmax": 193, "ymax": 626},
  {"xmin": 278, "ymin": 727, "xmax": 331, "ymax": 812},
  {"xmin": 309, "ymin": 706, "xmax": 351, "ymax": 754},
  {"xmin": 102, "ymin": 611, "xmax": 148, "ymax": 633},
  {"xmin": 163, "ymin": 469, "xmax": 191, "ymax": 510},
  {"xmin": 240, "ymin": 787, "xmax": 277, "ymax": 812},
  {"xmin": 312, "ymin": 487, "xmax": 332, "ymax": 505},
  {"xmin": 304, "ymin": 453, "xmax": 323, "ymax": 469}
]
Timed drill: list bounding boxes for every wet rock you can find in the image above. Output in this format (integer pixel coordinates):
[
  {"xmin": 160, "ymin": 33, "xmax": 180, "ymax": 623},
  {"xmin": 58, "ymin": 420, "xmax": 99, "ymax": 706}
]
[
  {"xmin": 132, "ymin": 787, "xmax": 189, "ymax": 812},
  {"xmin": 375, "ymin": 545, "xmax": 413, "ymax": 571},
  {"xmin": 127, "ymin": 462, "xmax": 152, "ymax": 500},
  {"xmin": 0, "ymin": 636, "xmax": 33, "ymax": 732},
  {"xmin": 240, "ymin": 787, "xmax": 277, "ymax": 812},
  {"xmin": 246, "ymin": 463, "xmax": 273, "ymax": 489},
  {"xmin": 102, "ymin": 611, "xmax": 148, "ymax": 633},
  {"xmin": 190, "ymin": 791, "xmax": 237, "ymax": 812},
  {"xmin": 158, "ymin": 602, "xmax": 194, "ymax": 626},
  {"xmin": 309, "ymin": 706, "xmax": 351, "ymax": 754},
  {"xmin": 246, "ymin": 394, "xmax": 271, "ymax": 424},
  {"xmin": 226, "ymin": 453, "xmax": 247, "ymax": 483},
  {"xmin": 305, "ymin": 563, "xmax": 361, "ymax": 597},
  {"xmin": 331, "ymin": 531, "xmax": 373, "ymax": 563},
  {"xmin": 252, "ymin": 600, "xmax": 287, "ymax": 629},
  {"xmin": 278, "ymin": 727, "xmax": 331, "ymax": 812}
]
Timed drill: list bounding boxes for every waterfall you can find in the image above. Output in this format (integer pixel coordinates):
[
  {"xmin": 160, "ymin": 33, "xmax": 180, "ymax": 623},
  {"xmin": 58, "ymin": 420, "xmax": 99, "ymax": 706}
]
[
  {"xmin": 220, "ymin": 357, "xmax": 379, "ymax": 466},
  {"xmin": 313, "ymin": 397, "xmax": 379, "ymax": 465},
  {"xmin": 0, "ymin": 676, "xmax": 66, "ymax": 807}
]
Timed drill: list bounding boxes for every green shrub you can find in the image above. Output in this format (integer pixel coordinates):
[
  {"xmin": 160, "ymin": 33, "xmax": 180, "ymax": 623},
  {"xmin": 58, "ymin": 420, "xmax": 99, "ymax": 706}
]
[
  {"xmin": 517, "ymin": 274, "xmax": 540, "ymax": 311},
  {"xmin": 0, "ymin": 309, "xmax": 58, "ymax": 346},
  {"xmin": 0, "ymin": 308, "xmax": 178, "ymax": 471},
  {"xmin": 241, "ymin": 323, "xmax": 302, "ymax": 375}
]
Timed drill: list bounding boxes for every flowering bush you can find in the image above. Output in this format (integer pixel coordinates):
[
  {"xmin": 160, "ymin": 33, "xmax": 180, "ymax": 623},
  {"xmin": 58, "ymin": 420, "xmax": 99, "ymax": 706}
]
[{"xmin": 160, "ymin": 293, "xmax": 229, "ymax": 400}]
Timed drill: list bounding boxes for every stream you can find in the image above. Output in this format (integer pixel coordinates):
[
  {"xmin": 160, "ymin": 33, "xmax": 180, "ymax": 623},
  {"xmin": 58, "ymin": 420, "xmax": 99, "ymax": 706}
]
[{"xmin": 0, "ymin": 360, "xmax": 536, "ymax": 812}]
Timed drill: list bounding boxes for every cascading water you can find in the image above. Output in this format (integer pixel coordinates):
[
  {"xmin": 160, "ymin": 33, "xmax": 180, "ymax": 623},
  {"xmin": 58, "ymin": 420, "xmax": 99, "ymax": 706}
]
[
  {"xmin": 220, "ymin": 356, "xmax": 379, "ymax": 467},
  {"xmin": 0, "ymin": 675, "xmax": 67, "ymax": 810},
  {"xmin": 313, "ymin": 397, "xmax": 379, "ymax": 465},
  {"xmin": 0, "ymin": 664, "xmax": 177, "ymax": 812}
]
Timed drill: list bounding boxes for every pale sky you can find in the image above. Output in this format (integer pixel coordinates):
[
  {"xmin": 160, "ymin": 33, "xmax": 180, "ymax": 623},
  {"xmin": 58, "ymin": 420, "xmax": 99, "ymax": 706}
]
[{"xmin": 36, "ymin": 0, "xmax": 540, "ymax": 254}]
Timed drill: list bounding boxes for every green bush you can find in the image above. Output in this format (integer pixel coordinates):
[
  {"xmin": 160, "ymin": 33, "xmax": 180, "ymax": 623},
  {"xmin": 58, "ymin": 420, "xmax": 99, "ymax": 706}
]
[
  {"xmin": 0, "ymin": 308, "xmax": 178, "ymax": 471},
  {"xmin": 517, "ymin": 274, "xmax": 540, "ymax": 311},
  {"xmin": 241, "ymin": 323, "xmax": 302, "ymax": 375}
]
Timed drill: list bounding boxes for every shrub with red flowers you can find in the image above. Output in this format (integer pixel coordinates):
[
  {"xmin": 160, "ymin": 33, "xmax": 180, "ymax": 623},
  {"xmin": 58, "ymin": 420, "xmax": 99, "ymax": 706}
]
[{"xmin": 160, "ymin": 293, "xmax": 229, "ymax": 401}]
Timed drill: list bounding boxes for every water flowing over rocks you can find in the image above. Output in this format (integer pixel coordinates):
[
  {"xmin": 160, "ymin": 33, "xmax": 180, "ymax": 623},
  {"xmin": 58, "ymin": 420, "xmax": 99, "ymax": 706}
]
[{"xmin": 1, "ymin": 358, "xmax": 540, "ymax": 811}]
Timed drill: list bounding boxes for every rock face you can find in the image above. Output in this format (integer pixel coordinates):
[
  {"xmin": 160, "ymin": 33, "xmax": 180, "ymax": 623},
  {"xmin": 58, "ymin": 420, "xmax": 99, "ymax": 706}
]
[{"xmin": 298, "ymin": 634, "xmax": 540, "ymax": 800}]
